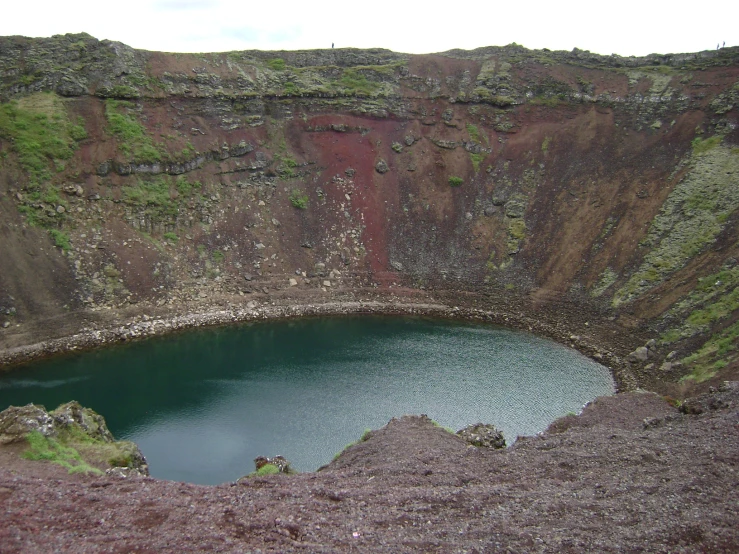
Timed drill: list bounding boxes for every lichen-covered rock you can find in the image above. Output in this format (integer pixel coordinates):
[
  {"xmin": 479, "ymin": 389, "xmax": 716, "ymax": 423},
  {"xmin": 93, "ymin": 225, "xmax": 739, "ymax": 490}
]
[
  {"xmin": 254, "ymin": 455, "xmax": 292, "ymax": 473},
  {"xmin": 51, "ymin": 401, "xmax": 114, "ymax": 443},
  {"xmin": 456, "ymin": 423, "xmax": 506, "ymax": 448},
  {"xmin": 0, "ymin": 401, "xmax": 149, "ymax": 475},
  {"xmin": 0, "ymin": 404, "xmax": 56, "ymax": 444},
  {"xmin": 375, "ymin": 159, "xmax": 389, "ymax": 174}
]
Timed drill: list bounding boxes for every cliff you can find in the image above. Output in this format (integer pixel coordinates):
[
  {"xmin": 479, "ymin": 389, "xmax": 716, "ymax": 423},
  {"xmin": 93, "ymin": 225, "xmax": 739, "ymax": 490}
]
[{"xmin": 1, "ymin": 33, "xmax": 739, "ymax": 394}]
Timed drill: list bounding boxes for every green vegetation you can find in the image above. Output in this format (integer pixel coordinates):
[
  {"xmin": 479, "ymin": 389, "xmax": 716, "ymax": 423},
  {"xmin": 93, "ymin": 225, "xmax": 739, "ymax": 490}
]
[
  {"xmin": 613, "ymin": 145, "xmax": 739, "ymax": 306},
  {"xmin": 339, "ymin": 68, "xmax": 380, "ymax": 95},
  {"xmin": 283, "ymin": 82, "xmax": 299, "ymax": 95},
  {"xmin": 105, "ymin": 99, "xmax": 163, "ymax": 162},
  {"xmin": 289, "ymin": 189, "xmax": 309, "ymax": 209},
  {"xmin": 266, "ymin": 58, "xmax": 286, "ymax": 71},
  {"xmin": 466, "ymin": 123, "xmax": 481, "ymax": 143},
  {"xmin": 469, "ymin": 152, "xmax": 484, "ymax": 172},
  {"xmin": 660, "ymin": 265, "xmax": 739, "ymax": 344},
  {"xmin": 0, "ymin": 93, "xmax": 84, "ymax": 182},
  {"xmin": 122, "ymin": 177, "xmax": 177, "ymax": 220},
  {"xmin": 175, "ymin": 176, "xmax": 202, "ymax": 197},
  {"xmin": 274, "ymin": 154, "xmax": 298, "ymax": 179},
  {"xmin": 163, "ymin": 232, "xmax": 179, "ymax": 243},
  {"xmin": 23, "ymin": 430, "xmax": 103, "ymax": 476},
  {"xmin": 48, "ymin": 229, "xmax": 71, "ymax": 251},
  {"xmin": 332, "ymin": 428, "xmax": 372, "ymax": 460},
  {"xmin": 448, "ymin": 176, "xmax": 463, "ymax": 187},
  {"xmin": 679, "ymin": 320, "xmax": 739, "ymax": 383},
  {"xmin": 590, "ymin": 268, "xmax": 618, "ymax": 298},
  {"xmin": 508, "ymin": 218, "xmax": 526, "ymax": 240},
  {"xmin": 541, "ymin": 136, "xmax": 552, "ymax": 153},
  {"xmin": 691, "ymin": 135, "xmax": 722, "ymax": 155},
  {"xmin": 212, "ymin": 250, "xmax": 224, "ymax": 263},
  {"xmin": 255, "ymin": 463, "xmax": 280, "ymax": 476}
]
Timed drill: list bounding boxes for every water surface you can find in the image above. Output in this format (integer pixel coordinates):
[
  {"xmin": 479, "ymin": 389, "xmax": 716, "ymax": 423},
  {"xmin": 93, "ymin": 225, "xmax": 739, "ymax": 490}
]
[{"xmin": 0, "ymin": 316, "xmax": 614, "ymax": 484}]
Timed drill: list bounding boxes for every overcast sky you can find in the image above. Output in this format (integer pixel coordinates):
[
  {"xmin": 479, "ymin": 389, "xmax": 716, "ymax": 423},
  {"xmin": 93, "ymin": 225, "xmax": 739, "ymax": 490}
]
[{"xmin": 1, "ymin": 0, "xmax": 736, "ymax": 56}]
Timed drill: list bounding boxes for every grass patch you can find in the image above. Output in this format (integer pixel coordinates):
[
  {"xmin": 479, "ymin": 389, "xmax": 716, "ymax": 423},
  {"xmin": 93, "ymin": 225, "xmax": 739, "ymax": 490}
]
[
  {"xmin": 0, "ymin": 92, "xmax": 82, "ymax": 182},
  {"xmin": 679, "ymin": 320, "xmax": 739, "ymax": 383},
  {"xmin": 289, "ymin": 189, "xmax": 308, "ymax": 209},
  {"xmin": 448, "ymin": 176, "xmax": 463, "ymax": 187},
  {"xmin": 339, "ymin": 68, "xmax": 379, "ymax": 95},
  {"xmin": 105, "ymin": 99, "xmax": 163, "ymax": 163},
  {"xmin": 23, "ymin": 430, "xmax": 103, "ymax": 476},
  {"xmin": 691, "ymin": 135, "xmax": 722, "ymax": 155},
  {"xmin": 122, "ymin": 177, "xmax": 178, "ymax": 220},
  {"xmin": 175, "ymin": 176, "xmax": 202, "ymax": 197},
  {"xmin": 255, "ymin": 463, "xmax": 280, "ymax": 476},
  {"xmin": 163, "ymin": 231, "xmax": 179, "ymax": 243},
  {"xmin": 466, "ymin": 123, "xmax": 481, "ymax": 143},
  {"xmin": 266, "ymin": 58, "xmax": 286, "ymax": 71},
  {"xmin": 469, "ymin": 152, "xmax": 484, "ymax": 172},
  {"xmin": 49, "ymin": 228, "xmax": 71, "ymax": 251}
]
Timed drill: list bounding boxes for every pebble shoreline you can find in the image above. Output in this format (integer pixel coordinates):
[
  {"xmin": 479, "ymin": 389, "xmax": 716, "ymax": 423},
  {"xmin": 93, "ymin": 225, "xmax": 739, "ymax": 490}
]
[{"xmin": 0, "ymin": 298, "xmax": 637, "ymax": 391}]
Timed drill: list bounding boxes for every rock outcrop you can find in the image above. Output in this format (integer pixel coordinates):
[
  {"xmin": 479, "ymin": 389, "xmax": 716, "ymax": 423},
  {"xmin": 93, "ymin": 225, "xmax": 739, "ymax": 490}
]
[{"xmin": 0, "ymin": 401, "xmax": 148, "ymax": 475}]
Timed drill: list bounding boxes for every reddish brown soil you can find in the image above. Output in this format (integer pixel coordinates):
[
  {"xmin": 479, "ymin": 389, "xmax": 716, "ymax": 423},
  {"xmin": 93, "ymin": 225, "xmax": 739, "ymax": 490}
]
[{"xmin": 1, "ymin": 385, "xmax": 737, "ymax": 553}]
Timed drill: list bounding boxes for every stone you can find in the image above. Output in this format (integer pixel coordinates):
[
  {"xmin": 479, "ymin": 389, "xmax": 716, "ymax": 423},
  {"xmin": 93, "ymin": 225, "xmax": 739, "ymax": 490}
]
[
  {"xmin": 504, "ymin": 200, "xmax": 526, "ymax": 218},
  {"xmin": 626, "ymin": 346, "xmax": 650, "ymax": 363},
  {"xmin": 0, "ymin": 404, "xmax": 56, "ymax": 444},
  {"xmin": 323, "ymin": 280, "xmax": 331, "ymax": 287},
  {"xmin": 456, "ymin": 423, "xmax": 506, "ymax": 449},
  {"xmin": 253, "ymin": 455, "xmax": 292, "ymax": 474},
  {"xmin": 51, "ymin": 401, "xmax": 114, "ymax": 443},
  {"xmin": 484, "ymin": 206, "xmax": 498, "ymax": 216},
  {"xmin": 289, "ymin": 278, "xmax": 298, "ymax": 286},
  {"xmin": 391, "ymin": 142, "xmax": 403, "ymax": 153},
  {"xmin": 345, "ymin": 168, "xmax": 356, "ymax": 177},
  {"xmin": 404, "ymin": 135, "xmax": 415, "ymax": 146},
  {"xmin": 243, "ymin": 274, "xmax": 253, "ymax": 281},
  {"xmin": 390, "ymin": 261, "xmax": 403, "ymax": 272},
  {"xmin": 375, "ymin": 159, "xmax": 389, "ymax": 174},
  {"xmin": 56, "ymin": 205, "xmax": 66, "ymax": 214},
  {"xmin": 246, "ymin": 301, "xmax": 258, "ymax": 309}
]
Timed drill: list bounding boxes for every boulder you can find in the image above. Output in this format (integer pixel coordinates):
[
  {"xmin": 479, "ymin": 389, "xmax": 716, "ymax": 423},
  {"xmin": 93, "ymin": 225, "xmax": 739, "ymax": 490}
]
[
  {"xmin": 254, "ymin": 455, "xmax": 292, "ymax": 474},
  {"xmin": 50, "ymin": 401, "xmax": 114, "ymax": 442},
  {"xmin": 375, "ymin": 159, "xmax": 389, "ymax": 174},
  {"xmin": 456, "ymin": 423, "xmax": 506, "ymax": 449},
  {"xmin": 0, "ymin": 404, "xmax": 56, "ymax": 444}
]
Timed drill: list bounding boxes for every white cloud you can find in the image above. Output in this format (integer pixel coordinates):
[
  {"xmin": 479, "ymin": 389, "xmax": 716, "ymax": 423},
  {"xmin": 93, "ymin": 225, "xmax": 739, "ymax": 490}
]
[{"xmin": 0, "ymin": 0, "xmax": 736, "ymax": 56}]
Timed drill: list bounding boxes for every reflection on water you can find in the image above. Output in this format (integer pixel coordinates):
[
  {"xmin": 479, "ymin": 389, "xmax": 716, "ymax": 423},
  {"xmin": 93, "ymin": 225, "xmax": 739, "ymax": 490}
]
[{"xmin": 0, "ymin": 316, "xmax": 614, "ymax": 484}]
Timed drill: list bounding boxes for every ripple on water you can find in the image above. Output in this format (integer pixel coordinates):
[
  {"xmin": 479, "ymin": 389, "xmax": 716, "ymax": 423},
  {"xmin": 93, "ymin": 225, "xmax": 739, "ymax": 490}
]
[{"xmin": 0, "ymin": 316, "xmax": 614, "ymax": 484}]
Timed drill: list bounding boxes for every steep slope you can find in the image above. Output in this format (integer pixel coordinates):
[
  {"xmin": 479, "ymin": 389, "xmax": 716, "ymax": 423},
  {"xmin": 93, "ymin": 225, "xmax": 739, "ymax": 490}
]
[{"xmin": 1, "ymin": 33, "xmax": 738, "ymax": 394}]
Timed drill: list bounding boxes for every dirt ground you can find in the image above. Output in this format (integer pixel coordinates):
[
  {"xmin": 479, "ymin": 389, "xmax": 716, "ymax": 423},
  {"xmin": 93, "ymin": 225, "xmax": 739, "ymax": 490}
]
[{"xmin": 1, "ymin": 384, "xmax": 737, "ymax": 553}]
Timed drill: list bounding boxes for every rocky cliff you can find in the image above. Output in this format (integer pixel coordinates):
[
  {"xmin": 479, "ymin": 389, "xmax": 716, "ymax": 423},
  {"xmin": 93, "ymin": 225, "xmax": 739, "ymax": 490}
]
[{"xmin": 1, "ymin": 33, "xmax": 739, "ymax": 394}]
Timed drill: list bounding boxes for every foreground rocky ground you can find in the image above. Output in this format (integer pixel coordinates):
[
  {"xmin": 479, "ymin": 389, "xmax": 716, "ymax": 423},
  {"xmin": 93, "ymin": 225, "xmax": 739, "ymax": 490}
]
[{"xmin": 1, "ymin": 383, "xmax": 736, "ymax": 553}]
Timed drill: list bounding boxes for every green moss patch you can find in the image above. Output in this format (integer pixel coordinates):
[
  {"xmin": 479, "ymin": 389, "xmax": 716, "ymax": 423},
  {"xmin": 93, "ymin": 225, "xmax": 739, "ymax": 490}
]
[
  {"xmin": 23, "ymin": 430, "xmax": 103, "ymax": 476},
  {"xmin": 0, "ymin": 92, "xmax": 84, "ymax": 182},
  {"xmin": 105, "ymin": 99, "xmax": 163, "ymax": 163},
  {"xmin": 613, "ymin": 143, "xmax": 739, "ymax": 306}
]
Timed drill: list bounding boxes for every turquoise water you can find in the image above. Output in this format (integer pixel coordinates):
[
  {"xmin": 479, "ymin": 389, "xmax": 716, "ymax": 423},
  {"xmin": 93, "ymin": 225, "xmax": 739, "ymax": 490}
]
[{"xmin": 0, "ymin": 316, "xmax": 614, "ymax": 484}]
